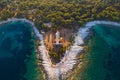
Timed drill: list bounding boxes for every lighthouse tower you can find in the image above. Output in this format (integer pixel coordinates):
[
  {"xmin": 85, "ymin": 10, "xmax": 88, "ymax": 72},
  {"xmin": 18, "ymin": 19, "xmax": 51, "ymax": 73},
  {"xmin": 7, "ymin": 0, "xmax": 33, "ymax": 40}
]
[{"xmin": 56, "ymin": 30, "xmax": 60, "ymax": 44}]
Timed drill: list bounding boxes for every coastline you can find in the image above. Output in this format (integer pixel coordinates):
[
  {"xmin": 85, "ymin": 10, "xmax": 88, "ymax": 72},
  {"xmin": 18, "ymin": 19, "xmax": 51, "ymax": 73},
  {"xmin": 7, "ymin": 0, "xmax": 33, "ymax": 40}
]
[
  {"xmin": 0, "ymin": 18, "xmax": 120, "ymax": 80},
  {"xmin": 36, "ymin": 20, "xmax": 120, "ymax": 80},
  {"xmin": 67, "ymin": 21, "xmax": 120, "ymax": 80},
  {"xmin": 0, "ymin": 18, "xmax": 45, "ymax": 80}
]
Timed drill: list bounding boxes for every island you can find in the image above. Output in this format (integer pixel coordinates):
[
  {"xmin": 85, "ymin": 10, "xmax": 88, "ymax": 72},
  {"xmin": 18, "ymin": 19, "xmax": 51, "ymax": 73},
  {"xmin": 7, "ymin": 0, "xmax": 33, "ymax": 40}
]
[{"xmin": 0, "ymin": 0, "xmax": 120, "ymax": 80}]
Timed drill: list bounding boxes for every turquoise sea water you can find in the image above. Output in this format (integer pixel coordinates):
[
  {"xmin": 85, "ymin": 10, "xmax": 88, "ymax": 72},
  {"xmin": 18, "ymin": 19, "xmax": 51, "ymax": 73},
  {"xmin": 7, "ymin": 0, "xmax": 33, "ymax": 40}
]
[
  {"xmin": 1, "ymin": 20, "xmax": 120, "ymax": 80},
  {"xmin": 75, "ymin": 24, "xmax": 120, "ymax": 80},
  {"xmin": 0, "ymin": 21, "xmax": 42, "ymax": 80}
]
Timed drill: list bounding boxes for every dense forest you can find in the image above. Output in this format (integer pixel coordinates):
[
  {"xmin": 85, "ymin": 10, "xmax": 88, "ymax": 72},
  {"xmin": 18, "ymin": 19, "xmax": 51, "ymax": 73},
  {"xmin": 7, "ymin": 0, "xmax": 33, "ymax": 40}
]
[{"xmin": 0, "ymin": 0, "xmax": 120, "ymax": 29}]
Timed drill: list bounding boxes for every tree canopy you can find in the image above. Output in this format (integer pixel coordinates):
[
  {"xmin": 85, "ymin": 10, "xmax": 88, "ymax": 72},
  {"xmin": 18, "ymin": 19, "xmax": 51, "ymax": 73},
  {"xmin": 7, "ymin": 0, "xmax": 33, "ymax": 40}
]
[{"xmin": 0, "ymin": 0, "xmax": 120, "ymax": 29}]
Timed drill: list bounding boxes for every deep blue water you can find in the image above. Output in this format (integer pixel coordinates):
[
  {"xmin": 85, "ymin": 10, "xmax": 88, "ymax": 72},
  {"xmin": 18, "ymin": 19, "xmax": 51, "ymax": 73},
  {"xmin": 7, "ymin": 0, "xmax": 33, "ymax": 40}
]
[{"xmin": 0, "ymin": 21, "xmax": 39, "ymax": 80}]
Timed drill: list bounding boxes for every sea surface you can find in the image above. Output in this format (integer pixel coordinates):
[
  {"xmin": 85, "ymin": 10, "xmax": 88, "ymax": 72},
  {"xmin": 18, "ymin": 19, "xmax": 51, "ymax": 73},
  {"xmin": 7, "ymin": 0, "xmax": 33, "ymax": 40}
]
[
  {"xmin": 75, "ymin": 24, "xmax": 120, "ymax": 80},
  {"xmin": 0, "ymin": 21, "xmax": 42, "ymax": 80},
  {"xmin": 1, "ymin": 20, "xmax": 120, "ymax": 80}
]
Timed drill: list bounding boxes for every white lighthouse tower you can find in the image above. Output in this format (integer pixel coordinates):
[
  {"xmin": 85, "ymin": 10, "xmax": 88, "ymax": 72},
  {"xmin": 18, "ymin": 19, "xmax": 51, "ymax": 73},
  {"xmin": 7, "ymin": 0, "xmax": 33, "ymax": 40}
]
[{"xmin": 56, "ymin": 30, "xmax": 60, "ymax": 44}]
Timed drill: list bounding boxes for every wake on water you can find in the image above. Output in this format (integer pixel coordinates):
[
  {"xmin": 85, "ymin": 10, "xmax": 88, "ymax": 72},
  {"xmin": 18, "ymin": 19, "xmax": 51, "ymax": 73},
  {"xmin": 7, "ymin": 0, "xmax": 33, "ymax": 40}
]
[{"xmin": 0, "ymin": 18, "xmax": 120, "ymax": 80}]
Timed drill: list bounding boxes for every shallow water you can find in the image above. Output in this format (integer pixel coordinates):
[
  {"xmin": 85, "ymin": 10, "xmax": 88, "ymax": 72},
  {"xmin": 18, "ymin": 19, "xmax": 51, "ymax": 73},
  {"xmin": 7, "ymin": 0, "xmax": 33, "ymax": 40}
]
[
  {"xmin": 0, "ymin": 19, "xmax": 120, "ymax": 80},
  {"xmin": 75, "ymin": 24, "xmax": 120, "ymax": 80},
  {"xmin": 0, "ymin": 21, "xmax": 41, "ymax": 80}
]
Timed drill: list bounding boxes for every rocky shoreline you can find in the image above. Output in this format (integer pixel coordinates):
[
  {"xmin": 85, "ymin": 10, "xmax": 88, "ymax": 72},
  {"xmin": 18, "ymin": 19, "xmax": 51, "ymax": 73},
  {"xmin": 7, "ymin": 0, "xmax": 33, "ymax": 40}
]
[{"xmin": 1, "ymin": 18, "xmax": 120, "ymax": 80}]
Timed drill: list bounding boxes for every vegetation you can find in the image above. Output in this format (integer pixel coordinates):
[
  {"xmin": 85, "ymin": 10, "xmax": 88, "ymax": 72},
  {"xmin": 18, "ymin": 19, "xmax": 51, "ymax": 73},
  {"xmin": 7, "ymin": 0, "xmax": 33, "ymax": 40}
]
[
  {"xmin": 0, "ymin": 0, "xmax": 120, "ymax": 30},
  {"xmin": 0, "ymin": 0, "xmax": 119, "ymax": 79}
]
